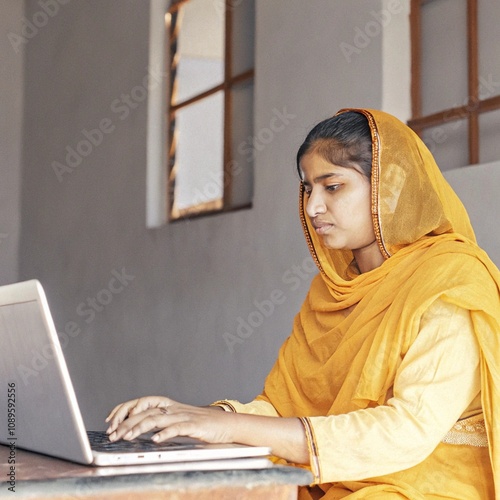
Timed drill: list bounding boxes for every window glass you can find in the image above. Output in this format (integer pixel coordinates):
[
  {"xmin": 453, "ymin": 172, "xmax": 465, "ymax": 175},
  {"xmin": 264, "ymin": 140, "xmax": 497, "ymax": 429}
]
[
  {"xmin": 479, "ymin": 109, "xmax": 500, "ymax": 164},
  {"xmin": 478, "ymin": 0, "xmax": 500, "ymax": 100},
  {"xmin": 172, "ymin": 91, "xmax": 224, "ymax": 215},
  {"xmin": 411, "ymin": 0, "xmax": 500, "ymax": 168},
  {"xmin": 421, "ymin": 0, "xmax": 468, "ymax": 115},
  {"xmin": 174, "ymin": 0, "xmax": 225, "ymax": 104},
  {"xmin": 168, "ymin": 0, "xmax": 255, "ymax": 220}
]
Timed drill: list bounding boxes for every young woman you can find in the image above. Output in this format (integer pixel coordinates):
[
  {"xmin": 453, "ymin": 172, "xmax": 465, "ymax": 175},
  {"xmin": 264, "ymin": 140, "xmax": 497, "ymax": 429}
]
[{"xmin": 106, "ymin": 109, "xmax": 499, "ymax": 499}]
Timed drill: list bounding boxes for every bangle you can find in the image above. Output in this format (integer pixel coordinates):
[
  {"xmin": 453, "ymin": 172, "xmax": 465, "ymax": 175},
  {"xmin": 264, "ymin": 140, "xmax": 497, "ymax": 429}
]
[{"xmin": 210, "ymin": 400, "xmax": 237, "ymax": 413}]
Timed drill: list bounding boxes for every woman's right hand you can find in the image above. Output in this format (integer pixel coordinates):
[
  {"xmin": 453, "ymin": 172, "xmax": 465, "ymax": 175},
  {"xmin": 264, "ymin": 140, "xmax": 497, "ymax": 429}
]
[{"xmin": 104, "ymin": 395, "xmax": 309, "ymax": 465}]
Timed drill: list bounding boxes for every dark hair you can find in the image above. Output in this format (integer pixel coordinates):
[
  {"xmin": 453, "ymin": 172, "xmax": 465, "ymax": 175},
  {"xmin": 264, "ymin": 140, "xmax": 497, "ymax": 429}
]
[{"xmin": 296, "ymin": 111, "xmax": 373, "ymax": 179}]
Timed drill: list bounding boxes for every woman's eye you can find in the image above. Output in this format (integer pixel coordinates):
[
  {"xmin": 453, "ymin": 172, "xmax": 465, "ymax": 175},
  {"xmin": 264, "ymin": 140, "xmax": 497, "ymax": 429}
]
[{"xmin": 326, "ymin": 184, "xmax": 340, "ymax": 192}]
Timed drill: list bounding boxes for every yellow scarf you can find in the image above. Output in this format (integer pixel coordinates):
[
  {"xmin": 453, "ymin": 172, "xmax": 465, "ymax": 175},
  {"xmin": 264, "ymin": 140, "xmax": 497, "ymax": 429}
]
[{"xmin": 258, "ymin": 109, "xmax": 500, "ymax": 492}]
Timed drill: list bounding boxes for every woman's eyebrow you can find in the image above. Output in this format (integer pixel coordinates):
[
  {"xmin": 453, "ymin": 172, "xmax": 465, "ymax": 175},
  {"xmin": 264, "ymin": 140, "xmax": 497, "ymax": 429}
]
[{"xmin": 303, "ymin": 172, "xmax": 342, "ymax": 184}]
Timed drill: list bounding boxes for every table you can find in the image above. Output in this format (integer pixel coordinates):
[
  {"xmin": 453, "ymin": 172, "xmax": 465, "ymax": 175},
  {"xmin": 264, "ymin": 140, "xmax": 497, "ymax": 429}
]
[{"xmin": 0, "ymin": 444, "xmax": 312, "ymax": 499}]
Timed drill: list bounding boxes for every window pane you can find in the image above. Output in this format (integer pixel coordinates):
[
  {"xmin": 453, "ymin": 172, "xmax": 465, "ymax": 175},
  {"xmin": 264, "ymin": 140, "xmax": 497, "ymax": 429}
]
[
  {"xmin": 231, "ymin": 0, "xmax": 255, "ymax": 76},
  {"xmin": 172, "ymin": 92, "xmax": 224, "ymax": 214},
  {"xmin": 478, "ymin": 0, "xmax": 500, "ymax": 100},
  {"xmin": 479, "ymin": 109, "xmax": 500, "ymax": 164},
  {"xmin": 421, "ymin": 0, "xmax": 468, "ymax": 115},
  {"xmin": 230, "ymin": 80, "xmax": 254, "ymax": 207},
  {"xmin": 173, "ymin": 0, "xmax": 225, "ymax": 104},
  {"xmin": 421, "ymin": 118, "xmax": 469, "ymax": 171}
]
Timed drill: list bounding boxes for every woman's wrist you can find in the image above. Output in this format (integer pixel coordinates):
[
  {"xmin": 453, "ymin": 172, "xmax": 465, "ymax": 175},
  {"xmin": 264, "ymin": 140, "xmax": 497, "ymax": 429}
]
[
  {"xmin": 209, "ymin": 400, "xmax": 237, "ymax": 412},
  {"xmin": 227, "ymin": 413, "xmax": 309, "ymax": 465}
]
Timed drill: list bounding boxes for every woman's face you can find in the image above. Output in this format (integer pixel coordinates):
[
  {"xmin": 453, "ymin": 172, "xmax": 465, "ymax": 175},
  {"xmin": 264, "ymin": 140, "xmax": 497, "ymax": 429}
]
[{"xmin": 300, "ymin": 151, "xmax": 384, "ymax": 272}]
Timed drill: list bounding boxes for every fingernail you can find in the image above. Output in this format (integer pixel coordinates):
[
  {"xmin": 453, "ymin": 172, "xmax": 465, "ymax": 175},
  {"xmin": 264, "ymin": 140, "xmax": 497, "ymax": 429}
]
[
  {"xmin": 152, "ymin": 435, "xmax": 159, "ymax": 442},
  {"xmin": 109, "ymin": 432, "xmax": 116, "ymax": 442},
  {"xmin": 124, "ymin": 431, "xmax": 133, "ymax": 440}
]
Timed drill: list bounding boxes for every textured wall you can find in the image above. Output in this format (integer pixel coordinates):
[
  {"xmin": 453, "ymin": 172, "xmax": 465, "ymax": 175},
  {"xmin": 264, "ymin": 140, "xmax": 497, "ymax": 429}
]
[
  {"xmin": 0, "ymin": 0, "xmax": 24, "ymax": 285},
  {"xmin": 19, "ymin": 0, "xmax": 385, "ymax": 429}
]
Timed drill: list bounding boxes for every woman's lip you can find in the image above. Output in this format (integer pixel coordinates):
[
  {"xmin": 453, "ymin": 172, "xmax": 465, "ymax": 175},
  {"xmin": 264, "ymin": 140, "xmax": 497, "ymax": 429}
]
[{"xmin": 313, "ymin": 223, "xmax": 333, "ymax": 234}]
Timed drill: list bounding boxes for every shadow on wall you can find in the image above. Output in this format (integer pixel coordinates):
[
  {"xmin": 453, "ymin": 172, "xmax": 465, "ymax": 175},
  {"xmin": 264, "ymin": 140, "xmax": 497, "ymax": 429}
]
[{"xmin": 444, "ymin": 161, "xmax": 500, "ymax": 267}]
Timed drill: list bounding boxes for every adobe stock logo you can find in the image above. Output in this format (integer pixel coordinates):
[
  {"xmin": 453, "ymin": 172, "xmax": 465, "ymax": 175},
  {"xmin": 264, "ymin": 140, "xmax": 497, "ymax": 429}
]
[
  {"xmin": 340, "ymin": 0, "xmax": 404, "ymax": 63},
  {"xmin": 223, "ymin": 256, "xmax": 317, "ymax": 353},
  {"xmin": 51, "ymin": 65, "xmax": 165, "ymax": 183},
  {"xmin": 237, "ymin": 107, "xmax": 296, "ymax": 161}
]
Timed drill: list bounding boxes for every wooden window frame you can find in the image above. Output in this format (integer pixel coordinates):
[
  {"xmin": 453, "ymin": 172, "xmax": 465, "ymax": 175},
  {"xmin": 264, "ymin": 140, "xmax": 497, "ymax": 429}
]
[
  {"xmin": 409, "ymin": 0, "xmax": 500, "ymax": 165},
  {"xmin": 167, "ymin": 0, "xmax": 254, "ymax": 221}
]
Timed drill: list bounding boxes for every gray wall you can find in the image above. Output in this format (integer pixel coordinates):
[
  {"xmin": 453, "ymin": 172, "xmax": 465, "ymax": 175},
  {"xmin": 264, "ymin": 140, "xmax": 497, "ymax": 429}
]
[
  {"xmin": 444, "ymin": 161, "xmax": 500, "ymax": 267},
  {"xmin": 0, "ymin": 0, "xmax": 23, "ymax": 285},
  {"xmin": 18, "ymin": 0, "xmax": 385, "ymax": 429}
]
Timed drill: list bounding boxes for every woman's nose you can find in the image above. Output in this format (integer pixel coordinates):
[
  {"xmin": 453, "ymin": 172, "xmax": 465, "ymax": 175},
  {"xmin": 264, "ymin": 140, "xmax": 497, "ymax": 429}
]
[{"xmin": 306, "ymin": 189, "xmax": 326, "ymax": 217}]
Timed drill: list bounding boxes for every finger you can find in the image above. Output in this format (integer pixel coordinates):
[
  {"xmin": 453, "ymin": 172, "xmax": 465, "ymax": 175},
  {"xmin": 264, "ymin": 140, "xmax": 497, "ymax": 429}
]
[
  {"xmin": 149, "ymin": 410, "xmax": 215, "ymax": 443},
  {"xmin": 110, "ymin": 396, "xmax": 170, "ymax": 425},
  {"xmin": 151, "ymin": 422, "xmax": 186, "ymax": 443},
  {"xmin": 108, "ymin": 407, "xmax": 170, "ymax": 441},
  {"xmin": 129, "ymin": 396, "xmax": 171, "ymax": 416},
  {"xmin": 106, "ymin": 396, "xmax": 175, "ymax": 430},
  {"xmin": 106, "ymin": 408, "xmax": 132, "ymax": 433},
  {"xmin": 106, "ymin": 400, "xmax": 143, "ymax": 433},
  {"xmin": 150, "ymin": 416, "xmax": 212, "ymax": 443},
  {"xmin": 105, "ymin": 402, "xmax": 128, "ymax": 423},
  {"xmin": 106, "ymin": 404, "xmax": 129, "ymax": 424},
  {"xmin": 106, "ymin": 398, "xmax": 151, "ymax": 434},
  {"xmin": 117, "ymin": 412, "xmax": 169, "ymax": 442},
  {"xmin": 107, "ymin": 397, "xmax": 167, "ymax": 433}
]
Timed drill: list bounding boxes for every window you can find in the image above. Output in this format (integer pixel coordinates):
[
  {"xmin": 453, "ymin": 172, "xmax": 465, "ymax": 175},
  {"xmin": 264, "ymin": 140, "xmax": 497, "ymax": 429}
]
[
  {"xmin": 409, "ymin": 0, "xmax": 500, "ymax": 170},
  {"xmin": 166, "ymin": 0, "xmax": 255, "ymax": 220}
]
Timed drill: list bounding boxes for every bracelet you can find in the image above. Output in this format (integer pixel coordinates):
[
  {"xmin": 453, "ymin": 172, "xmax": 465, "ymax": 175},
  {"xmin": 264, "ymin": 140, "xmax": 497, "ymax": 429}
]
[{"xmin": 209, "ymin": 400, "xmax": 237, "ymax": 413}]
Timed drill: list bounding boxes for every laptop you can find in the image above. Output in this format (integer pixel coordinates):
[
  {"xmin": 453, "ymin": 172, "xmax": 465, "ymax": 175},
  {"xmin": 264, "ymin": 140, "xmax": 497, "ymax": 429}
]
[{"xmin": 0, "ymin": 279, "xmax": 272, "ymax": 468}]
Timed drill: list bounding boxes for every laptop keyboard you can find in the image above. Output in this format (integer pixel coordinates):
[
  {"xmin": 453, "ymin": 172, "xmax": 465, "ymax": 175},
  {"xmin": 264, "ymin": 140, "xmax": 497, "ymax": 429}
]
[{"xmin": 87, "ymin": 430, "xmax": 193, "ymax": 453}]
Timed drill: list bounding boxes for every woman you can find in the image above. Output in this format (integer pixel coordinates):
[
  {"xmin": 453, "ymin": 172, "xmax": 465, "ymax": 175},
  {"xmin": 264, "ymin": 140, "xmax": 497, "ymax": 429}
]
[{"xmin": 106, "ymin": 109, "xmax": 499, "ymax": 499}]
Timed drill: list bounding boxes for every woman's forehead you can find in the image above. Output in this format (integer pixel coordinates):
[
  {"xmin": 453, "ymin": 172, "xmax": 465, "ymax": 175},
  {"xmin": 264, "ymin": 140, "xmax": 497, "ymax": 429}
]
[{"xmin": 300, "ymin": 152, "xmax": 364, "ymax": 181}]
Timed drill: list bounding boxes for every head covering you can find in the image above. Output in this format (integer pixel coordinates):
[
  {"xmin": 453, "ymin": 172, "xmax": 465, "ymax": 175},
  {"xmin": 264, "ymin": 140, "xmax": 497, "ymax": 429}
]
[
  {"xmin": 301, "ymin": 108, "xmax": 476, "ymax": 283},
  {"xmin": 259, "ymin": 108, "xmax": 500, "ymax": 490}
]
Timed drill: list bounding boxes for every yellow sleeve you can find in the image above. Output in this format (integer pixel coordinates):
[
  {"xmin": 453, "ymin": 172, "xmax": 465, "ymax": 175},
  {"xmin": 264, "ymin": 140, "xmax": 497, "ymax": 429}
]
[
  {"xmin": 303, "ymin": 299, "xmax": 481, "ymax": 484},
  {"xmin": 211, "ymin": 398, "xmax": 279, "ymax": 417}
]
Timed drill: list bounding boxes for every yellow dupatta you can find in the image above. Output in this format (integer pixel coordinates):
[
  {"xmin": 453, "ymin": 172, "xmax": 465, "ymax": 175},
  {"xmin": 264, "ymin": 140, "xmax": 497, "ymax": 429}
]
[{"xmin": 258, "ymin": 109, "xmax": 500, "ymax": 495}]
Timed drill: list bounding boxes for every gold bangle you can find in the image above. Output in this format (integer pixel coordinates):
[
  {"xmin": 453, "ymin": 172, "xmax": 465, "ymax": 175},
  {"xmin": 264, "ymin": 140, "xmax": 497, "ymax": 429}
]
[{"xmin": 209, "ymin": 400, "xmax": 237, "ymax": 413}]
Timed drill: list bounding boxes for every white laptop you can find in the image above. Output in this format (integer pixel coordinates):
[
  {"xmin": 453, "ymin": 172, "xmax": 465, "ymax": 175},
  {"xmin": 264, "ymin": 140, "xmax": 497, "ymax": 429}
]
[{"xmin": 0, "ymin": 279, "xmax": 272, "ymax": 468}]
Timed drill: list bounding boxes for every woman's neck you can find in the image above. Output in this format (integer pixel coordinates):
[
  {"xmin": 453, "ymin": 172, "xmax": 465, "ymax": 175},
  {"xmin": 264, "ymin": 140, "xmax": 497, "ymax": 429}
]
[{"xmin": 352, "ymin": 240, "xmax": 385, "ymax": 273}]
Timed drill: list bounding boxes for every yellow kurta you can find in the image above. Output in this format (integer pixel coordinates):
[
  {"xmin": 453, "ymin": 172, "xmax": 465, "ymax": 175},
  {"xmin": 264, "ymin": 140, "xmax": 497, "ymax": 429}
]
[
  {"xmin": 220, "ymin": 299, "xmax": 492, "ymax": 498},
  {"xmin": 216, "ymin": 109, "xmax": 500, "ymax": 499}
]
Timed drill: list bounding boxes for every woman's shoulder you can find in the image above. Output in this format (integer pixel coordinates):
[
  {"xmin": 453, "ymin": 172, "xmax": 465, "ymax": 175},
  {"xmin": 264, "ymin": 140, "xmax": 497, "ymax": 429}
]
[{"xmin": 405, "ymin": 236, "xmax": 499, "ymax": 282}]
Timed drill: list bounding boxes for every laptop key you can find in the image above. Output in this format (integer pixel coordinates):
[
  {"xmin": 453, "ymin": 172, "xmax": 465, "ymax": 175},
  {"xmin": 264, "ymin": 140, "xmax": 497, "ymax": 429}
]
[{"xmin": 87, "ymin": 430, "xmax": 196, "ymax": 452}]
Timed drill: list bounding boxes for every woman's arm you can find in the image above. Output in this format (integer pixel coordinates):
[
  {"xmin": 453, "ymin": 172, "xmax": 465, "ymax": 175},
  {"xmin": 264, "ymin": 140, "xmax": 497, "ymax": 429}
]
[
  {"xmin": 301, "ymin": 299, "xmax": 482, "ymax": 483},
  {"xmin": 105, "ymin": 396, "xmax": 309, "ymax": 464}
]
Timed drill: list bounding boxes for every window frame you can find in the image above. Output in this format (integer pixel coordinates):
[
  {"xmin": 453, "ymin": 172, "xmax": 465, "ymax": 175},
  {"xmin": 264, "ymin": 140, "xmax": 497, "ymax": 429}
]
[
  {"xmin": 408, "ymin": 0, "xmax": 500, "ymax": 165},
  {"xmin": 166, "ymin": 0, "xmax": 254, "ymax": 221}
]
